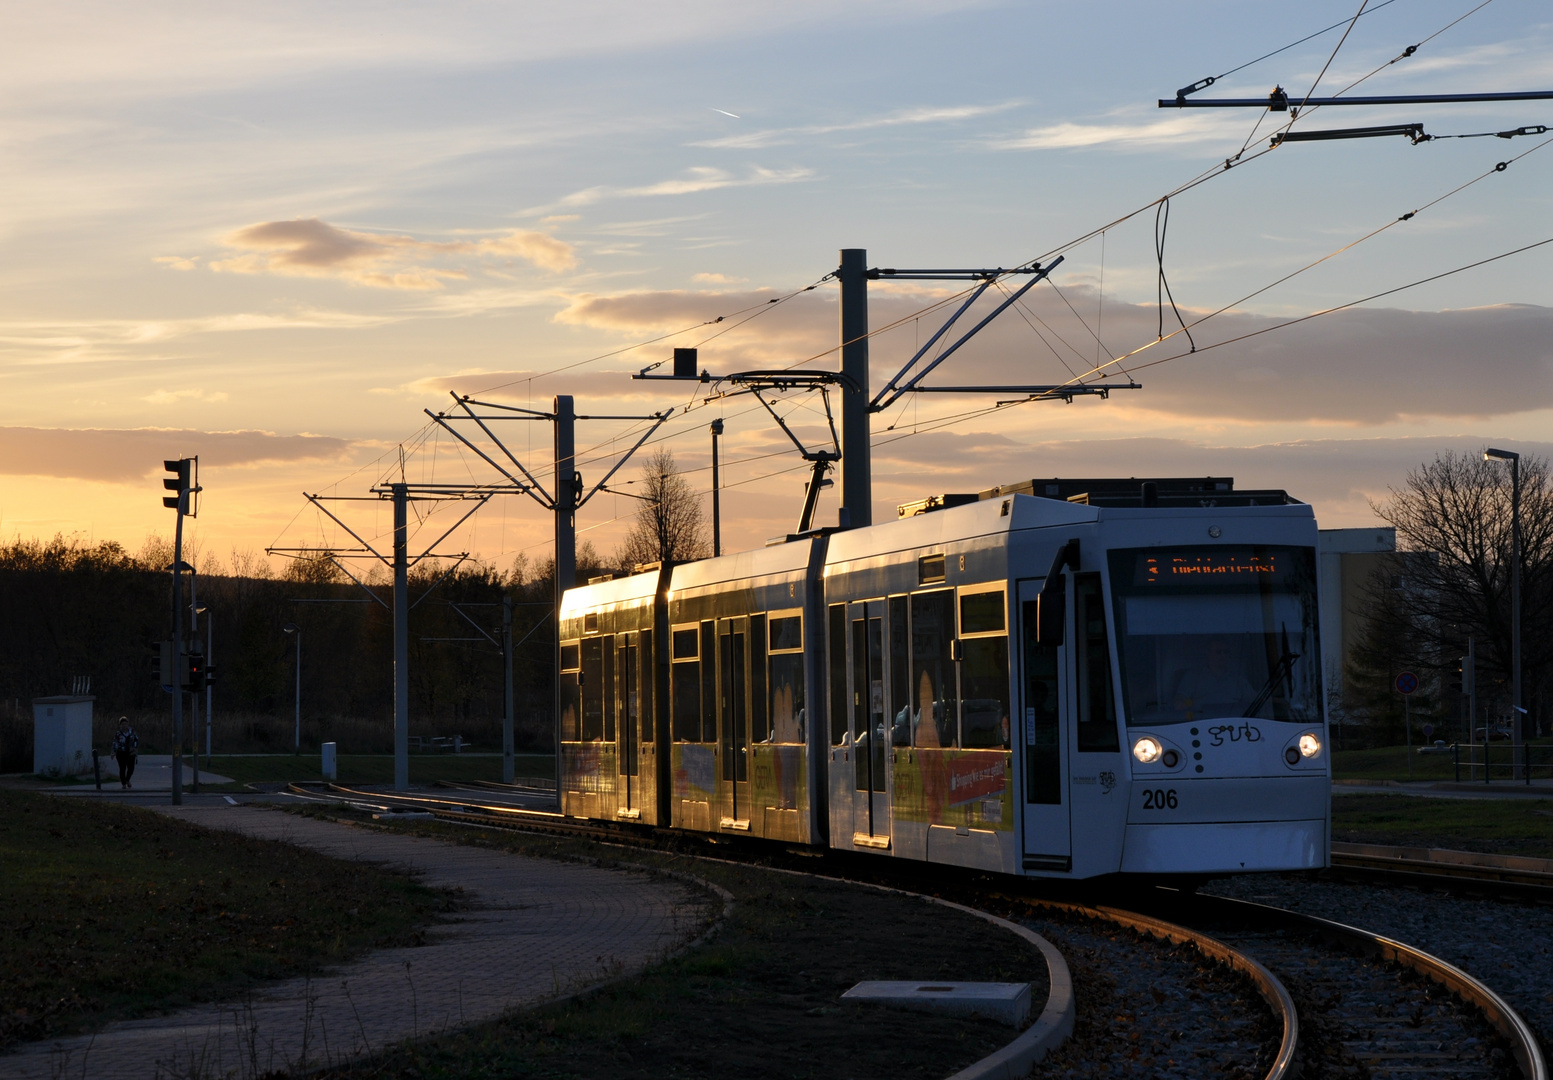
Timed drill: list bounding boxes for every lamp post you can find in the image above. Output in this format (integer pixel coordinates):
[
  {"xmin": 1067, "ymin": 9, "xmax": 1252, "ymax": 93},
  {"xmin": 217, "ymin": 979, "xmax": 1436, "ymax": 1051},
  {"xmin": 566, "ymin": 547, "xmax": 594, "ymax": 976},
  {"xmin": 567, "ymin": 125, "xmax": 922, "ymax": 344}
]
[
  {"xmin": 709, "ymin": 418, "xmax": 724, "ymax": 557},
  {"xmin": 282, "ymin": 623, "xmax": 301, "ymax": 754},
  {"xmin": 1484, "ymin": 448, "xmax": 1523, "ymax": 782}
]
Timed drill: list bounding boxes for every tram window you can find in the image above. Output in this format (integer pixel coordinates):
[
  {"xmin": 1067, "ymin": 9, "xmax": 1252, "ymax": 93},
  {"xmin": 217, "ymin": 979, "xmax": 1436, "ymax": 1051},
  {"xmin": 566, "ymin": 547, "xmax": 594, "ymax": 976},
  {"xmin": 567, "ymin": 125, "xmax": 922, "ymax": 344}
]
[
  {"xmin": 770, "ymin": 615, "xmax": 802, "ymax": 651},
  {"xmin": 1021, "ymin": 600, "xmax": 1062, "ymax": 805},
  {"xmin": 672, "ymin": 625, "xmax": 700, "ymax": 742},
  {"xmin": 770, "ymin": 653, "xmax": 806, "ymax": 744},
  {"xmin": 889, "ymin": 596, "xmax": 909, "ymax": 746},
  {"xmin": 918, "ymin": 553, "xmax": 946, "ymax": 584},
  {"xmin": 619, "ymin": 639, "xmax": 638, "ymax": 777},
  {"xmin": 750, "ymin": 614, "xmax": 769, "ymax": 743},
  {"xmin": 581, "ymin": 638, "xmax": 606, "ymax": 741},
  {"xmin": 960, "ymin": 638, "xmax": 1010, "ymax": 749},
  {"xmin": 828, "ymin": 604, "xmax": 848, "ymax": 746},
  {"xmin": 602, "ymin": 637, "xmax": 615, "ymax": 742},
  {"xmin": 672, "ymin": 629, "xmax": 698, "ymax": 659},
  {"xmin": 639, "ymin": 629, "xmax": 653, "ymax": 742},
  {"xmin": 960, "ymin": 591, "xmax": 1006, "ymax": 634},
  {"xmin": 910, "ymin": 591, "xmax": 958, "ymax": 748},
  {"xmin": 561, "ymin": 644, "xmax": 580, "ymax": 671},
  {"xmin": 1075, "ymin": 574, "xmax": 1120, "ymax": 752},
  {"xmin": 700, "ymin": 621, "xmax": 716, "ymax": 742},
  {"xmin": 560, "ymin": 671, "xmax": 581, "ymax": 742}
]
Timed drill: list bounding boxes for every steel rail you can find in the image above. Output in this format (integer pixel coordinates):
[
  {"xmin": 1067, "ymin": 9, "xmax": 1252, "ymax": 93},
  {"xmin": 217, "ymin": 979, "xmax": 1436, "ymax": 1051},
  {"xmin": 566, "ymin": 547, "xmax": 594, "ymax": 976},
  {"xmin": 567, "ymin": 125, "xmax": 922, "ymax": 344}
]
[
  {"xmin": 1190, "ymin": 894, "xmax": 1548, "ymax": 1080},
  {"xmin": 1330, "ymin": 841, "xmax": 1553, "ymax": 895},
  {"xmin": 1002, "ymin": 895, "xmax": 1298, "ymax": 1080}
]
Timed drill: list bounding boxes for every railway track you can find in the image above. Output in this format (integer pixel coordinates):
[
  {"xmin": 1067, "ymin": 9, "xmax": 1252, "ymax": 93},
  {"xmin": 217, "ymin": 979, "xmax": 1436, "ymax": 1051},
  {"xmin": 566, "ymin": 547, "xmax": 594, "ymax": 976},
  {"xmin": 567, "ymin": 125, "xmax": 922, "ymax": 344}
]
[{"xmin": 284, "ymin": 782, "xmax": 1546, "ymax": 1080}]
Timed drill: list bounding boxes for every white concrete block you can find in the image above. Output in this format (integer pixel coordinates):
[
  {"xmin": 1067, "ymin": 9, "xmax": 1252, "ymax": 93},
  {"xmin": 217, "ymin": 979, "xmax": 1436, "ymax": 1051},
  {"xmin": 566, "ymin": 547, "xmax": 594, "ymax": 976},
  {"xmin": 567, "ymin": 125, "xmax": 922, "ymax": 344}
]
[{"xmin": 841, "ymin": 980, "xmax": 1031, "ymax": 1026}]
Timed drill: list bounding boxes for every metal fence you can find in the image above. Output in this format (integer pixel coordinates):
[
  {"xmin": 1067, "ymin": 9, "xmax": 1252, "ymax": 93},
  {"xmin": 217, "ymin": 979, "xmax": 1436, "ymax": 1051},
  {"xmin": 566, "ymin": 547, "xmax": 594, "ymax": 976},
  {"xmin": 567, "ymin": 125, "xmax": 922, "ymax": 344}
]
[{"xmin": 1453, "ymin": 741, "xmax": 1553, "ymax": 783}]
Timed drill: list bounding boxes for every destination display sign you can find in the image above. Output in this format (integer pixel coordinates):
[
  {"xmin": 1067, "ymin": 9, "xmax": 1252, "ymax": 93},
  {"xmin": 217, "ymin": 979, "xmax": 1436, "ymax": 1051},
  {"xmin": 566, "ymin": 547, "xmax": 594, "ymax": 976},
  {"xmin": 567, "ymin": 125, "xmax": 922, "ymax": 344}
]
[{"xmin": 1131, "ymin": 549, "xmax": 1291, "ymax": 586}]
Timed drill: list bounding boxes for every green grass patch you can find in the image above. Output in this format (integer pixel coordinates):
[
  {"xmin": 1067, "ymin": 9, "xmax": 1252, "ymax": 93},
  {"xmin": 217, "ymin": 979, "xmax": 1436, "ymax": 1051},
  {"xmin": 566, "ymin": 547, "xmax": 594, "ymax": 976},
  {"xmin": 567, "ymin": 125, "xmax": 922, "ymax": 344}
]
[
  {"xmin": 299, "ymin": 811, "xmax": 1047, "ymax": 1080},
  {"xmin": 201, "ymin": 753, "xmax": 556, "ymax": 788},
  {"xmin": 1333, "ymin": 792, "xmax": 1553, "ymax": 857},
  {"xmin": 0, "ymin": 789, "xmax": 451, "ymax": 1049}
]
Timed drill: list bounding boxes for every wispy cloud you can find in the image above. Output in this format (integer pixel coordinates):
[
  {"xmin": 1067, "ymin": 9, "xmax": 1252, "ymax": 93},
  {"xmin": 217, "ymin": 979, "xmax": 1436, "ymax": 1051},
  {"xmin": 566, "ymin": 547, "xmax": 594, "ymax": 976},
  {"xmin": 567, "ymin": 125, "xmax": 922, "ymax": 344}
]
[
  {"xmin": 690, "ymin": 102, "xmax": 1021, "ymax": 149},
  {"xmin": 989, "ymin": 112, "xmax": 1248, "ymax": 151},
  {"xmin": 142, "ymin": 388, "xmax": 229, "ymax": 405},
  {"xmin": 547, "ymin": 166, "xmax": 814, "ymax": 211},
  {"xmin": 209, "ymin": 218, "xmax": 577, "ymax": 290}
]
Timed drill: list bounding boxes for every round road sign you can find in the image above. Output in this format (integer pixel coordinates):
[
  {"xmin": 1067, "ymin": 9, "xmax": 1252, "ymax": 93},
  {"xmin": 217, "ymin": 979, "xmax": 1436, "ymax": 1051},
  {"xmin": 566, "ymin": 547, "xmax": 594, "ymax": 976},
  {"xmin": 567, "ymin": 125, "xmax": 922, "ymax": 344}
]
[{"xmin": 1395, "ymin": 671, "xmax": 1419, "ymax": 695}]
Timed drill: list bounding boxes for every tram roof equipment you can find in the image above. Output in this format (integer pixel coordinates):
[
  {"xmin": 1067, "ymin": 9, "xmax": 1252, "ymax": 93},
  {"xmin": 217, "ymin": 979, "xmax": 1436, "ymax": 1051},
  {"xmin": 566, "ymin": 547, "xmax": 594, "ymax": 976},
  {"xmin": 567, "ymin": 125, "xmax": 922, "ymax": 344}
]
[{"xmin": 897, "ymin": 476, "xmax": 1301, "ymax": 518}]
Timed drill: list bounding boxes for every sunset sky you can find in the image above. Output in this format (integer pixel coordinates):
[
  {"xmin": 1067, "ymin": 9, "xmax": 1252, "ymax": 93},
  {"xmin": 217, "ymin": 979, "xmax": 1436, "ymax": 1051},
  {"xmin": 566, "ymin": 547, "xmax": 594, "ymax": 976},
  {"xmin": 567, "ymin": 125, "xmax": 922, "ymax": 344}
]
[{"xmin": 4, "ymin": 0, "xmax": 1550, "ymax": 575}]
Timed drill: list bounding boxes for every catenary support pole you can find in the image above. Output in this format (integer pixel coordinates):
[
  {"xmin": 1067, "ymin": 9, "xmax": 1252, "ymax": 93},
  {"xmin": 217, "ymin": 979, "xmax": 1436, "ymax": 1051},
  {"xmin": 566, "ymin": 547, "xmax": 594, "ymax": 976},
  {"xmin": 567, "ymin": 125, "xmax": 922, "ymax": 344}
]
[
  {"xmin": 393, "ymin": 482, "xmax": 409, "ymax": 791},
  {"xmin": 206, "ymin": 615, "xmax": 213, "ymax": 757},
  {"xmin": 503, "ymin": 594, "xmax": 514, "ymax": 785},
  {"xmin": 838, "ymin": 248, "xmax": 871, "ymax": 528},
  {"xmin": 171, "ymin": 501, "xmax": 184, "ymax": 805},
  {"xmin": 293, "ymin": 629, "xmax": 302, "ymax": 753},
  {"xmin": 553, "ymin": 395, "xmax": 576, "ymax": 791},
  {"xmin": 1511, "ymin": 457, "xmax": 1524, "ymax": 782},
  {"xmin": 710, "ymin": 418, "xmax": 723, "ymax": 556}
]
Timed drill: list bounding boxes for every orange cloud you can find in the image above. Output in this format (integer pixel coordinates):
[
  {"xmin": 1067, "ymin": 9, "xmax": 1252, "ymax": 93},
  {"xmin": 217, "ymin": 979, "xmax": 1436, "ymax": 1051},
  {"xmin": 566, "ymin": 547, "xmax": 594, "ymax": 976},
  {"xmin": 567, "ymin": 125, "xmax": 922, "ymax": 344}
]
[
  {"xmin": 210, "ymin": 218, "xmax": 576, "ymax": 289},
  {"xmin": 0, "ymin": 426, "xmax": 353, "ymax": 483}
]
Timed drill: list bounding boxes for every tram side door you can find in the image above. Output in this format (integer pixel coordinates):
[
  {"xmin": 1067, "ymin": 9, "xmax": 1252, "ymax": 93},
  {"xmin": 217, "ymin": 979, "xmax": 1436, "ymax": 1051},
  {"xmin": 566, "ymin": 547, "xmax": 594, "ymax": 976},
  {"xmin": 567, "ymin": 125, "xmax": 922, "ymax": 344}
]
[
  {"xmin": 1016, "ymin": 579, "xmax": 1071, "ymax": 870},
  {"xmin": 616, "ymin": 633, "xmax": 640, "ymax": 817},
  {"xmin": 848, "ymin": 599, "xmax": 890, "ymax": 846},
  {"xmin": 717, "ymin": 616, "xmax": 750, "ymax": 828}
]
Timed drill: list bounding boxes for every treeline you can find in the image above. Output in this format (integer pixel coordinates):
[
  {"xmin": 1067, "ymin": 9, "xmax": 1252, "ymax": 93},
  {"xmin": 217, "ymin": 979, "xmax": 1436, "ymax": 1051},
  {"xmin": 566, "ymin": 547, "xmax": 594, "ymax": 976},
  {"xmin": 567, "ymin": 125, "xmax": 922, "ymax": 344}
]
[{"xmin": 0, "ymin": 535, "xmax": 623, "ymax": 758}]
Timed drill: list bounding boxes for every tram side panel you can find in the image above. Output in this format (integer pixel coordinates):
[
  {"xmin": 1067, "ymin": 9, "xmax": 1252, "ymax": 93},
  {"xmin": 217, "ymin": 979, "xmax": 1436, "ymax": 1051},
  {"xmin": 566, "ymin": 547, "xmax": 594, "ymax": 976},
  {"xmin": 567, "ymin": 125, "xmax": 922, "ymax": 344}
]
[
  {"xmin": 666, "ymin": 540, "xmax": 823, "ymax": 842},
  {"xmin": 558, "ymin": 570, "xmax": 663, "ymax": 824},
  {"xmin": 823, "ymin": 500, "xmax": 1041, "ymax": 876}
]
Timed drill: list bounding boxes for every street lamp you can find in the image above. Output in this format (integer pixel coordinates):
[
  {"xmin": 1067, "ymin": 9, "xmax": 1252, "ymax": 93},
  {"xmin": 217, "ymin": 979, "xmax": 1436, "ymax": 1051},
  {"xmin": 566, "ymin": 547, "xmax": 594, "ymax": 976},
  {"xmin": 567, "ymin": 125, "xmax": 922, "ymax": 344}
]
[
  {"xmin": 1484, "ymin": 447, "xmax": 1523, "ymax": 782},
  {"xmin": 282, "ymin": 623, "xmax": 301, "ymax": 754},
  {"xmin": 709, "ymin": 418, "xmax": 725, "ymax": 557}
]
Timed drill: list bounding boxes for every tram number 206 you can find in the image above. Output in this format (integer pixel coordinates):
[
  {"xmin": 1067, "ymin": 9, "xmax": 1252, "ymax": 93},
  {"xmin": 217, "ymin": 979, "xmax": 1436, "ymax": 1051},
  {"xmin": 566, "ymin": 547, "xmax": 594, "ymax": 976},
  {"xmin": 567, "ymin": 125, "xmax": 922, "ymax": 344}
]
[{"xmin": 1141, "ymin": 788, "xmax": 1179, "ymax": 810}]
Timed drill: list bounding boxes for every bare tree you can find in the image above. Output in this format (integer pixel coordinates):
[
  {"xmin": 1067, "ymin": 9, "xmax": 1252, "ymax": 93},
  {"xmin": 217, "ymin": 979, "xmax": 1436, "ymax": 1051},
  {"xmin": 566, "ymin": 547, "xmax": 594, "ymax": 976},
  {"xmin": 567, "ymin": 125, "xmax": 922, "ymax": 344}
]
[
  {"xmin": 617, "ymin": 449, "xmax": 708, "ymax": 569},
  {"xmin": 1360, "ymin": 449, "xmax": 1552, "ymax": 736}
]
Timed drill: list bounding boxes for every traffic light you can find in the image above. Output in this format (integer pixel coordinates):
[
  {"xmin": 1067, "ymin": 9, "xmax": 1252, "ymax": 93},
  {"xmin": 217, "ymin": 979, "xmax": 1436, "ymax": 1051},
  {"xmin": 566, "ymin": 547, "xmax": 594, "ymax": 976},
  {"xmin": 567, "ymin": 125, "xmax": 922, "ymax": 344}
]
[
  {"xmin": 1448, "ymin": 658, "xmax": 1464, "ymax": 695},
  {"xmin": 162, "ymin": 457, "xmax": 199, "ymax": 516},
  {"xmin": 150, "ymin": 640, "xmax": 176, "ymax": 690},
  {"xmin": 184, "ymin": 650, "xmax": 215, "ymax": 691}
]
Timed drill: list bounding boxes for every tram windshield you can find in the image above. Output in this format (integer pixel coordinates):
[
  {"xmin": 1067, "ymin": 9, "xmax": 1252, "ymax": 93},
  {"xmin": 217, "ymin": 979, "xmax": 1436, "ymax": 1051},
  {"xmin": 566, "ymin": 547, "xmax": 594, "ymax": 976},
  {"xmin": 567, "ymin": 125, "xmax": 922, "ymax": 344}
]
[{"xmin": 1107, "ymin": 546, "xmax": 1321, "ymax": 725}]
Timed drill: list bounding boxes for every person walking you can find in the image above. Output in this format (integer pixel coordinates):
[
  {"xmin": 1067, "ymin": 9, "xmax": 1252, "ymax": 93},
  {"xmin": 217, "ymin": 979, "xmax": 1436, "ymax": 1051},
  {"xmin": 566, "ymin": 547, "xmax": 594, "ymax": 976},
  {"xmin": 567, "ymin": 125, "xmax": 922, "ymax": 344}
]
[{"xmin": 112, "ymin": 717, "xmax": 139, "ymax": 789}]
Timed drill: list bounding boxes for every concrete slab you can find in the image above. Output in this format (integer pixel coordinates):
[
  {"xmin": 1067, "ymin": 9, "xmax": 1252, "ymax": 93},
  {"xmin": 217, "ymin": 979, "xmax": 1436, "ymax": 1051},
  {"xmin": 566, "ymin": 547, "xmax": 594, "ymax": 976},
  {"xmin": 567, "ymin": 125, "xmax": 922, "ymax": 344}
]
[
  {"xmin": 842, "ymin": 980, "xmax": 1031, "ymax": 1026},
  {"xmin": 1, "ymin": 805, "xmax": 712, "ymax": 1080},
  {"xmin": 93, "ymin": 753, "xmax": 235, "ymax": 789}
]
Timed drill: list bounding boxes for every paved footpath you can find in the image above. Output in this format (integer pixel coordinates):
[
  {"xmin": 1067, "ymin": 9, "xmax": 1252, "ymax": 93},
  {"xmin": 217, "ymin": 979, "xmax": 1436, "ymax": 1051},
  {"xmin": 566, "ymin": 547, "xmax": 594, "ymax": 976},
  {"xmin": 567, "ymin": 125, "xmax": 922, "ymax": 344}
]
[{"xmin": 3, "ymin": 805, "xmax": 709, "ymax": 1080}]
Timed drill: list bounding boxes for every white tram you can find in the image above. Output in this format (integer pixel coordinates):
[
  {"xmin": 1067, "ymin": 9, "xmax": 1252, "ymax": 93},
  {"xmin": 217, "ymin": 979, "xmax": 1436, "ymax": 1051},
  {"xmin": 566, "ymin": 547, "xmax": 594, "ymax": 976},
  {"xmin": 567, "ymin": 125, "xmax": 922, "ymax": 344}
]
[{"xmin": 557, "ymin": 477, "xmax": 1330, "ymax": 879}]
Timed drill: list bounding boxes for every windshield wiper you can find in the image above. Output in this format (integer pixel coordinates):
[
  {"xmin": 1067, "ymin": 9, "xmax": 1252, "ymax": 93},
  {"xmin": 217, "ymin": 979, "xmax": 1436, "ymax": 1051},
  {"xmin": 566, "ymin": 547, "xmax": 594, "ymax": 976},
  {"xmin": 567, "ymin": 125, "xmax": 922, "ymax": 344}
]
[{"xmin": 1244, "ymin": 624, "xmax": 1300, "ymax": 718}]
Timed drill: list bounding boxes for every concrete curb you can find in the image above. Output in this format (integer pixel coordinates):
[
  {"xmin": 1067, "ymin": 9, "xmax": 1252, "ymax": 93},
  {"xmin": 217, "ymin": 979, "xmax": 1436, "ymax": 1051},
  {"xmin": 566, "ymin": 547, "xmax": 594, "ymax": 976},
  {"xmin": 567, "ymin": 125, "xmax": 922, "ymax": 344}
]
[
  {"xmin": 656, "ymin": 852, "xmax": 1075, "ymax": 1079},
  {"xmin": 931, "ymin": 897, "xmax": 1075, "ymax": 1080}
]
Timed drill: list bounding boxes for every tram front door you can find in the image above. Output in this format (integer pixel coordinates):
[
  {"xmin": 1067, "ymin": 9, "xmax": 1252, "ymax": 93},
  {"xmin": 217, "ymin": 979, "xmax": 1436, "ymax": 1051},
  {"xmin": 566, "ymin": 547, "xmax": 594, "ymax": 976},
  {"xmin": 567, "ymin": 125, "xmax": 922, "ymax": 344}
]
[
  {"xmin": 716, "ymin": 615, "xmax": 751, "ymax": 829},
  {"xmin": 1017, "ymin": 579, "xmax": 1071, "ymax": 870},
  {"xmin": 849, "ymin": 599, "xmax": 890, "ymax": 847},
  {"xmin": 616, "ymin": 633, "xmax": 641, "ymax": 818}
]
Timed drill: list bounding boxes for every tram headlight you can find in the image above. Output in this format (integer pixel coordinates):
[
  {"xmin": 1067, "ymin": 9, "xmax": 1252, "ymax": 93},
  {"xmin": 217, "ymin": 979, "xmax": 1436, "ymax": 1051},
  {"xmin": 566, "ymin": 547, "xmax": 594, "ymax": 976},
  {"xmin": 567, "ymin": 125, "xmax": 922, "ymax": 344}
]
[
  {"xmin": 1298, "ymin": 733, "xmax": 1321, "ymax": 759},
  {"xmin": 1132, "ymin": 736, "xmax": 1162, "ymax": 764}
]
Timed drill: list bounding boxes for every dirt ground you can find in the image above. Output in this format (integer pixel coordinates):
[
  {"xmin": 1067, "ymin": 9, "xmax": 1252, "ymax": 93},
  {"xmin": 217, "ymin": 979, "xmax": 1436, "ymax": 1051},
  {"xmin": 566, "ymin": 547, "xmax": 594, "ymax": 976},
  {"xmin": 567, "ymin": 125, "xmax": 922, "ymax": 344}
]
[{"xmin": 309, "ymin": 823, "xmax": 1049, "ymax": 1080}]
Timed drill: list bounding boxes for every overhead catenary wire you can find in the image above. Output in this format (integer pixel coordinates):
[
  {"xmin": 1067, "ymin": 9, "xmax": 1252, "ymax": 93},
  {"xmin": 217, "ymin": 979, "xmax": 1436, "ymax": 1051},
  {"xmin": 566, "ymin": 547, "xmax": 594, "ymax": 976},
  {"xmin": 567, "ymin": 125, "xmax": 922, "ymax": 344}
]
[{"xmin": 273, "ymin": 0, "xmax": 1509, "ymax": 561}]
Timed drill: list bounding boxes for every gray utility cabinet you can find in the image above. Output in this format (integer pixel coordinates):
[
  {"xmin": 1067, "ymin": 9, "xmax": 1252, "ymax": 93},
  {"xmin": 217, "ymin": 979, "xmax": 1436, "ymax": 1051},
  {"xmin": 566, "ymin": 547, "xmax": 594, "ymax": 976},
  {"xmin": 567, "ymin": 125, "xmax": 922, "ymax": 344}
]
[{"xmin": 33, "ymin": 695, "xmax": 94, "ymax": 777}]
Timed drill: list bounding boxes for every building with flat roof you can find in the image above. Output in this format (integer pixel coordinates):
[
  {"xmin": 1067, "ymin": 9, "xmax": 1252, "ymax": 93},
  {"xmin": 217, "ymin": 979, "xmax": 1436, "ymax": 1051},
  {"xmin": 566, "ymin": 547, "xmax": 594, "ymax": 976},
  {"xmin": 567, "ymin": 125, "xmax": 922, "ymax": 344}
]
[{"xmin": 1318, "ymin": 527, "xmax": 1396, "ymax": 711}]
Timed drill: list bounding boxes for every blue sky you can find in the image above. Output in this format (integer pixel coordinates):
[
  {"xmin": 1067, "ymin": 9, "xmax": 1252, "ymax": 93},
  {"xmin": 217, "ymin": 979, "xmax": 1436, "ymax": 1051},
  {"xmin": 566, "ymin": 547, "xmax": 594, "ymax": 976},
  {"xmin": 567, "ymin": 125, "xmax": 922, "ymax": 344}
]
[{"xmin": 2, "ymin": 0, "xmax": 1550, "ymax": 569}]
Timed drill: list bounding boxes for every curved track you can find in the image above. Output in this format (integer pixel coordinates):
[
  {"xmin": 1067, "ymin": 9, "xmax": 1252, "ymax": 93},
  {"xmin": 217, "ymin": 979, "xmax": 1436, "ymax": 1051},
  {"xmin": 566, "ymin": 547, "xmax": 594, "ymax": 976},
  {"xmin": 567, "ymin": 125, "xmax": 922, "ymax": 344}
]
[{"xmin": 285, "ymin": 782, "xmax": 1545, "ymax": 1080}]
